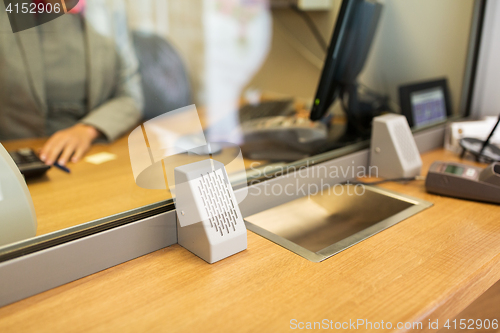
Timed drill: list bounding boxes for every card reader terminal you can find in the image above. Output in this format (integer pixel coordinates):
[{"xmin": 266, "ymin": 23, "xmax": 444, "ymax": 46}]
[{"xmin": 425, "ymin": 161, "xmax": 500, "ymax": 204}]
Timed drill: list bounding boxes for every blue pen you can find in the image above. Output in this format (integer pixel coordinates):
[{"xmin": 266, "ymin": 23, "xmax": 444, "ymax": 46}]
[{"xmin": 54, "ymin": 162, "xmax": 71, "ymax": 174}]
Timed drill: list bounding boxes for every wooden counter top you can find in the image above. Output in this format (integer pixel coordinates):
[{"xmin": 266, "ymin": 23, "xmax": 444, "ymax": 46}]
[{"xmin": 0, "ymin": 149, "xmax": 498, "ymax": 332}]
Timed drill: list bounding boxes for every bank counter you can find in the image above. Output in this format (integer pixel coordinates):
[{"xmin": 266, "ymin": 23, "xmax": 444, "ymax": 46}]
[{"xmin": 0, "ymin": 137, "xmax": 499, "ymax": 333}]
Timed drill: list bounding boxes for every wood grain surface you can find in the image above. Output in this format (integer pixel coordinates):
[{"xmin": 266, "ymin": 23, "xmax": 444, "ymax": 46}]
[
  {"xmin": 437, "ymin": 279, "xmax": 500, "ymax": 333},
  {"xmin": 0, "ymin": 149, "xmax": 498, "ymax": 333}
]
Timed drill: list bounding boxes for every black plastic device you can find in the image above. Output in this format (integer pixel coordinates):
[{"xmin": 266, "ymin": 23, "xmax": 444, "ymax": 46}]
[
  {"xmin": 8, "ymin": 148, "xmax": 51, "ymax": 178},
  {"xmin": 310, "ymin": 0, "xmax": 383, "ymax": 124}
]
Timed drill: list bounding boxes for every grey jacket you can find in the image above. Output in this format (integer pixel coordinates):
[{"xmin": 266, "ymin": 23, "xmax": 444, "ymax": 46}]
[{"xmin": 0, "ymin": 0, "xmax": 143, "ymax": 141}]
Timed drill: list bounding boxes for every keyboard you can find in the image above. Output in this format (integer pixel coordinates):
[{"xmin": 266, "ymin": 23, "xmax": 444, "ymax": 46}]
[{"xmin": 238, "ymin": 99, "xmax": 295, "ymax": 123}]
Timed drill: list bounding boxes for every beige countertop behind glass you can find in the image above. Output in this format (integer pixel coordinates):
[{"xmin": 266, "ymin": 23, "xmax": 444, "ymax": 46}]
[{"xmin": 3, "ymin": 136, "xmax": 262, "ymax": 236}]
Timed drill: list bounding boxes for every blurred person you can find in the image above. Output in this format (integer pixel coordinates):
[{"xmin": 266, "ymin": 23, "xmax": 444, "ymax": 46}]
[{"xmin": 0, "ymin": 0, "xmax": 143, "ymax": 166}]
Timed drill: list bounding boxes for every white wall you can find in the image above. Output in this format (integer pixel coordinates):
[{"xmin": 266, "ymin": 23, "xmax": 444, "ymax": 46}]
[
  {"xmin": 248, "ymin": 0, "xmax": 475, "ymax": 115},
  {"xmin": 471, "ymin": 0, "xmax": 500, "ymax": 118},
  {"xmin": 246, "ymin": 2, "xmax": 340, "ymax": 100},
  {"xmin": 126, "ymin": 0, "xmax": 170, "ymax": 36},
  {"xmin": 125, "ymin": 0, "xmax": 478, "ymax": 116},
  {"xmin": 359, "ymin": 0, "xmax": 474, "ymax": 116}
]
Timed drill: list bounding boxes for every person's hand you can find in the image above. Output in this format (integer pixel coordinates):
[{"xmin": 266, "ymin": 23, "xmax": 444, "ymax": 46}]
[{"xmin": 40, "ymin": 124, "xmax": 100, "ymax": 166}]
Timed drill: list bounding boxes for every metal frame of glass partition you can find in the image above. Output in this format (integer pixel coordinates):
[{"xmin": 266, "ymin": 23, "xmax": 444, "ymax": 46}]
[{"xmin": 0, "ymin": 0, "xmax": 488, "ymax": 306}]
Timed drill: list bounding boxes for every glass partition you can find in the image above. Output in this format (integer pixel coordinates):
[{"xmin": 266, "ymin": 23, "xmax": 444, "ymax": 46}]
[{"xmin": 0, "ymin": 0, "xmax": 483, "ymax": 256}]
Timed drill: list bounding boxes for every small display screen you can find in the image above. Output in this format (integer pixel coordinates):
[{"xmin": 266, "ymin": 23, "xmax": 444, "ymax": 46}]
[
  {"xmin": 410, "ymin": 87, "xmax": 447, "ymax": 127},
  {"xmin": 444, "ymin": 165, "xmax": 464, "ymax": 176}
]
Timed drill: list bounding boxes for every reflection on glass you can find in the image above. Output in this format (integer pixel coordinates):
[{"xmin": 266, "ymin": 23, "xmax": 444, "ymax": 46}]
[
  {"xmin": 202, "ymin": 0, "xmax": 272, "ymax": 144},
  {"xmin": 0, "ymin": 0, "xmax": 478, "ymax": 250},
  {"xmin": 0, "ymin": 143, "xmax": 37, "ymax": 247}
]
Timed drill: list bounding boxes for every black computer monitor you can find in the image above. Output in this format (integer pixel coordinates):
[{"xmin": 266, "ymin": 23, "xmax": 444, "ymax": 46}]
[{"xmin": 310, "ymin": 0, "xmax": 383, "ymax": 124}]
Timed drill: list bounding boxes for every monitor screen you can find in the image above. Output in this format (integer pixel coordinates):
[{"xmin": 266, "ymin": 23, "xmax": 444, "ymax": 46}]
[{"xmin": 410, "ymin": 87, "xmax": 447, "ymax": 127}]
